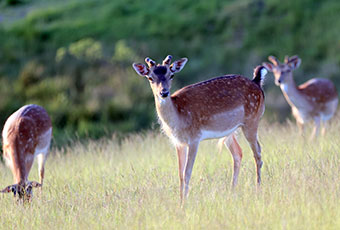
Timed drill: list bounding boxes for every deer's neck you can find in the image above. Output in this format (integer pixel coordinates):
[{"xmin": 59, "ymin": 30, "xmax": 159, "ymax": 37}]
[
  {"xmin": 280, "ymin": 75, "xmax": 308, "ymax": 109},
  {"xmin": 154, "ymin": 96, "xmax": 179, "ymax": 130}
]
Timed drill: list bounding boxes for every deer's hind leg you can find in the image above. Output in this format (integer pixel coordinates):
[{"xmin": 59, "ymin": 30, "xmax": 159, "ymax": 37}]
[
  {"xmin": 36, "ymin": 130, "xmax": 52, "ymax": 187},
  {"xmin": 36, "ymin": 152, "xmax": 49, "ymax": 187},
  {"xmin": 223, "ymin": 134, "xmax": 243, "ymax": 188},
  {"xmin": 242, "ymin": 125, "xmax": 262, "ymax": 185}
]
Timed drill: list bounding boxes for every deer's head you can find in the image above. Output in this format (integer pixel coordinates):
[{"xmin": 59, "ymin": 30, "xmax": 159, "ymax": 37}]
[
  {"xmin": 1, "ymin": 181, "xmax": 41, "ymax": 202},
  {"xmin": 132, "ymin": 55, "xmax": 188, "ymax": 101},
  {"xmin": 263, "ymin": 55, "xmax": 301, "ymax": 86}
]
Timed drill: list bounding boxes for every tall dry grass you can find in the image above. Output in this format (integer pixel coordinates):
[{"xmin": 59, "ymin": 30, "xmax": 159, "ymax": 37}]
[{"xmin": 1, "ymin": 118, "xmax": 340, "ymax": 229}]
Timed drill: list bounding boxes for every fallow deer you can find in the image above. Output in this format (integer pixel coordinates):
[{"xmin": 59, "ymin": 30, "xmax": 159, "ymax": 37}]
[
  {"xmin": 1, "ymin": 104, "xmax": 52, "ymax": 201},
  {"xmin": 263, "ymin": 55, "xmax": 338, "ymax": 139},
  {"xmin": 132, "ymin": 55, "xmax": 268, "ymax": 202}
]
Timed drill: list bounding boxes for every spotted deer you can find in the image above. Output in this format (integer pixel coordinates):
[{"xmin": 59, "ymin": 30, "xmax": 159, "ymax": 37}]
[
  {"xmin": 1, "ymin": 104, "xmax": 52, "ymax": 201},
  {"xmin": 263, "ymin": 55, "xmax": 338, "ymax": 139},
  {"xmin": 133, "ymin": 55, "xmax": 268, "ymax": 202}
]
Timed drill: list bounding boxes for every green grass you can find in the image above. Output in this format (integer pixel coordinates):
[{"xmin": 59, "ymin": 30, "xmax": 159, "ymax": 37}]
[{"xmin": 1, "ymin": 119, "xmax": 340, "ymax": 229}]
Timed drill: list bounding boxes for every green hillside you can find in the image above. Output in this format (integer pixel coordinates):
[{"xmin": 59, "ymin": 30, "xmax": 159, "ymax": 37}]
[{"xmin": 0, "ymin": 0, "xmax": 340, "ymax": 143}]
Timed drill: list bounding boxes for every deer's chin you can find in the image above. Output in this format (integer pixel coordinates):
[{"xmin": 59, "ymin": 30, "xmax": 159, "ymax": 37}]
[{"xmin": 158, "ymin": 96, "xmax": 167, "ymax": 104}]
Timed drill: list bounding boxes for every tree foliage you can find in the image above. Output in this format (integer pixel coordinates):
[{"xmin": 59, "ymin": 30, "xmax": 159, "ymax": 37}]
[{"xmin": 0, "ymin": 0, "xmax": 339, "ymax": 144}]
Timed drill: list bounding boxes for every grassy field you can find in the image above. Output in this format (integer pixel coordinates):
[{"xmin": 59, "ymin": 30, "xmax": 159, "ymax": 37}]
[{"xmin": 1, "ymin": 119, "xmax": 340, "ymax": 229}]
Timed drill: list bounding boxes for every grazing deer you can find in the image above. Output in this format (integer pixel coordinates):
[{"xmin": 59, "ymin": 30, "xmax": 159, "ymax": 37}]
[
  {"xmin": 263, "ymin": 55, "xmax": 338, "ymax": 139},
  {"xmin": 1, "ymin": 104, "xmax": 52, "ymax": 201},
  {"xmin": 133, "ymin": 55, "xmax": 267, "ymax": 202}
]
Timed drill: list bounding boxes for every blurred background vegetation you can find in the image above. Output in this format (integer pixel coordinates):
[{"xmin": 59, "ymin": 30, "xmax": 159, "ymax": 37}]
[{"xmin": 0, "ymin": 0, "xmax": 339, "ymax": 145}]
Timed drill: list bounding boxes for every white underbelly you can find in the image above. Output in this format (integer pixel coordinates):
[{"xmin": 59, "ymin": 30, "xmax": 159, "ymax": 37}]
[{"xmin": 200, "ymin": 125, "xmax": 240, "ymax": 141}]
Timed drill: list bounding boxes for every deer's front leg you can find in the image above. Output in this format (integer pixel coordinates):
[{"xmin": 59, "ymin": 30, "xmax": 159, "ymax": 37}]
[
  {"xmin": 292, "ymin": 107, "xmax": 305, "ymax": 136},
  {"xmin": 176, "ymin": 145, "xmax": 187, "ymax": 204},
  {"xmin": 296, "ymin": 120, "xmax": 304, "ymax": 136},
  {"xmin": 184, "ymin": 142, "xmax": 199, "ymax": 199},
  {"xmin": 321, "ymin": 120, "xmax": 327, "ymax": 137},
  {"xmin": 310, "ymin": 117, "xmax": 321, "ymax": 141}
]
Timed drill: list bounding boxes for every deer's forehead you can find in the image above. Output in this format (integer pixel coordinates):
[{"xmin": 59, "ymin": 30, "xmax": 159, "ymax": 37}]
[
  {"xmin": 153, "ymin": 66, "xmax": 167, "ymax": 74},
  {"xmin": 276, "ymin": 64, "xmax": 290, "ymax": 71},
  {"xmin": 152, "ymin": 66, "xmax": 169, "ymax": 81}
]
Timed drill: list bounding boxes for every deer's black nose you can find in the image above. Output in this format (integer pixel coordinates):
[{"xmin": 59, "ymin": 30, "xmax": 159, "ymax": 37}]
[{"xmin": 160, "ymin": 91, "xmax": 169, "ymax": 98}]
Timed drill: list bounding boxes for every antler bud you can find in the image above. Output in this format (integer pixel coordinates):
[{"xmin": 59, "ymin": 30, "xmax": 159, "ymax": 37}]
[
  {"xmin": 268, "ymin": 56, "xmax": 279, "ymax": 66},
  {"xmin": 284, "ymin": 55, "xmax": 289, "ymax": 64},
  {"xmin": 145, "ymin": 57, "xmax": 156, "ymax": 68},
  {"xmin": 162, "ymin": 55, "xmax": 172, "ymax": 66}
]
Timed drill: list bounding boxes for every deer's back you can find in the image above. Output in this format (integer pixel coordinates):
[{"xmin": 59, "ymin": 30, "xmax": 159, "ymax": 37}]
[
  {"xmin": 298, "ymin": 78, "xmax": 338, "ymax": 106},
  {"xmin": 171, "ymin": 75, "xmax": 264, "ymax": 120},
  {"xmin": 2, "ymin": 105, "xmax": 52, "ymax": 156}
]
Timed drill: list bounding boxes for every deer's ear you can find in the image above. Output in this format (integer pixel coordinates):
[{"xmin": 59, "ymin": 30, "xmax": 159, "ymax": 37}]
[
  {"xmin": 132, "ymin": 63, "xmax": 150, "ymax": 76},
  {"xmin": 1, "ymin": 185, "xmax": 13, "ymax": 193},
  {"xmin": 287, "ymin": 57, "xmax": 301, "ymax": 70},
  {"xmin": 29, "ymin": 181, "xmax": 42, "ymax": 188},
  {"xmin": 170, "ymin": 58, "xmax": 188, "ymax": 73},
  {"xmin": 262, "ymin": 62, "xmax": 274, "ymax": 72}
]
